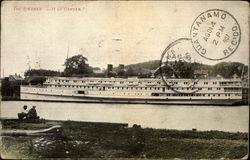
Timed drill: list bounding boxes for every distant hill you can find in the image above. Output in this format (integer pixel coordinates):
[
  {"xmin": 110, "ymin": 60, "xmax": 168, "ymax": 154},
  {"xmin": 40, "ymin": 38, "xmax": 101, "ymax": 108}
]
[
  {"xmin": 115, "ymin": 60, "xmax": 248, "ymax": 78},
  {"xmin": 125, "ymin": 60, "xmax": 161, "ymax": 71},
  {"xmin": 23, "ymin": 60, "xmax": 248, "ymax": 79},
  {"xmin": 113, "ymin": 60, "xmax": 160, "ymax": 77},
  {"xmin": 210, "ymin": 62, "xmax": 248, "ymax": 78}
]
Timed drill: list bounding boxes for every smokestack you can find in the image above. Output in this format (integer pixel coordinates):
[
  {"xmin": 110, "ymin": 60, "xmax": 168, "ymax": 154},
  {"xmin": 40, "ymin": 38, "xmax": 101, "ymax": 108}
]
[
  {"xmin": 118, "ymin": 64, "xmax": 125, "ymax": 71},
  {"xmin": 107, "ymin": 64, "xmax": 113, "ymax": 77}
]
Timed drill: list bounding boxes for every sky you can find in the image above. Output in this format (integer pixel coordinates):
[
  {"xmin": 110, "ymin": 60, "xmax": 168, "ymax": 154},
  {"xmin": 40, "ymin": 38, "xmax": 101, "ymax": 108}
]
[{"xmin": 1, "ymin": 1, "xmax": 249, "ymax": 77}]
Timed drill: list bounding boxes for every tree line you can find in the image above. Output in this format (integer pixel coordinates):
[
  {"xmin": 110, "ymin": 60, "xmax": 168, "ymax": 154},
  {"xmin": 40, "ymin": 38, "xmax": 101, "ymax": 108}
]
[{"xmin": 23, "ymin": 54, "xmax": 248, "ymax": 79}]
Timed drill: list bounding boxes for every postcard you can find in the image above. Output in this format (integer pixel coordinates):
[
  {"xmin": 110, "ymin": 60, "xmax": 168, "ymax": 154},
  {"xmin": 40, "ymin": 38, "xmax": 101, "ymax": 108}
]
[{"xmin": 0, "ymin": 1, "xmax": 249, "ymax": 159}]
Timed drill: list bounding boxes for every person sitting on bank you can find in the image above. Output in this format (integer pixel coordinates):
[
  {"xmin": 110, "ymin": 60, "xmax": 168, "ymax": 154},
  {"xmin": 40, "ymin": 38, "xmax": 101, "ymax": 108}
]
[
  {"xmin": 18, "ymin": 105, "xmax": 28, "ymax": 120},
  {"xmin": 27, "ymin": 106, "xmax": 39, "ymax": 120}
]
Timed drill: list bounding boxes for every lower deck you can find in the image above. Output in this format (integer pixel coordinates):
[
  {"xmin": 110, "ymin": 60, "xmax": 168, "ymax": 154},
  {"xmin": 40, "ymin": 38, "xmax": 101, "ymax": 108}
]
[
  {"xmin": 21, "ymin": 92, "xmax": 242, "ymax": 106},
  {"xmin": 21, "ymin": 86, "xmax": 242, "ymax": 100}
]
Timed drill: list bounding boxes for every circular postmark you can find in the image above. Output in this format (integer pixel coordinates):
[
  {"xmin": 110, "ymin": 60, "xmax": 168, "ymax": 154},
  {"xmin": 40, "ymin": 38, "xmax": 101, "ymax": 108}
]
[
  {"xmin": 160, "ymin": 38, "xmax": 201, "ymax": 94},
  {"xmin": 190, "ymin": 9, "xmax": 241, "ymax": 60}
]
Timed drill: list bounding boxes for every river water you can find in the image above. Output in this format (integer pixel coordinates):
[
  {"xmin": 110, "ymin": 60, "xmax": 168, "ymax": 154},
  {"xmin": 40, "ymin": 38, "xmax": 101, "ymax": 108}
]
[{"xmin": 0, "ymin": 101, "xmax": 248, "ymax": 133}]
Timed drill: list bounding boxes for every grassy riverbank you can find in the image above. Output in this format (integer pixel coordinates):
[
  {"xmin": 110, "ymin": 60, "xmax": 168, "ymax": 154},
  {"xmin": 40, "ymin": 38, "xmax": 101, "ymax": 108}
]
[{"xmin": 0, "ymin": 119, "xmax": 248, "ymax": 159}]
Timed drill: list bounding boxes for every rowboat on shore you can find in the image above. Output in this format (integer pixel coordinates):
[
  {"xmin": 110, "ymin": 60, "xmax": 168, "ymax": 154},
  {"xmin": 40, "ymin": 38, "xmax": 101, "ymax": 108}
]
[{"xmin": 0, "ymin": 125, "xmax": 62, "ymax": 136}]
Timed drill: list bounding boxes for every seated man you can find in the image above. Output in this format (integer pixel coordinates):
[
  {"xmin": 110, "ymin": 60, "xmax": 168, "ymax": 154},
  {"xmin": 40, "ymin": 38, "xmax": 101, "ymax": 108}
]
[
  {"xmin": 18, "ymin": 105, "xmax": 28, "ymax": 120},
  {"xmin": 27, "ymin": 106, "xmax": 39, "ymax": 120}
]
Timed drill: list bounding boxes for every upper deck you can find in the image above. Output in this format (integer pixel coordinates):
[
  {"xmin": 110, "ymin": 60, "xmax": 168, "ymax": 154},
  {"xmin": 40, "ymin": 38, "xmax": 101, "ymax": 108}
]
[{"xmin": 44, "ymin": 76, "xmax": 242, "ymax": 88}]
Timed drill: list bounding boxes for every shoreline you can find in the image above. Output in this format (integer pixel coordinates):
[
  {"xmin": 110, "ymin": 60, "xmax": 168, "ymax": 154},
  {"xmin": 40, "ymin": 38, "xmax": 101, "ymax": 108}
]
[
  {"xmin": 1, "ymin": 99, "xmax": 248, "ymax": 106},
  {"xmin": 0, "ymin": 118, "xmax": 248, "ymax": 134},
  {"xmin": 0, "ymin": 119, "xmax": 248, "ymax": 159}
]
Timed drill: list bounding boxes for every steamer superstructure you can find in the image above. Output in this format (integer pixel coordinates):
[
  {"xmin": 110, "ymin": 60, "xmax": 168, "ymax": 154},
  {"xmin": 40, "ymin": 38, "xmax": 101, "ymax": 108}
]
[{"xmin": 20, "ymin": 76, "xmax": 243, "ymax": 105}]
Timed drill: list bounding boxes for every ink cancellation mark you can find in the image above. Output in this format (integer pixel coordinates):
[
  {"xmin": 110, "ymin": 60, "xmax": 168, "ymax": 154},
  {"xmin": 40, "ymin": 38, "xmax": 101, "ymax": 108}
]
[
  {"xmin": 190, "ymin": 9, "xmax": 241, "ymax": 61},
  {"xmin": 160, "ymin": 38, "xmax": 200, "ymax": 94}
]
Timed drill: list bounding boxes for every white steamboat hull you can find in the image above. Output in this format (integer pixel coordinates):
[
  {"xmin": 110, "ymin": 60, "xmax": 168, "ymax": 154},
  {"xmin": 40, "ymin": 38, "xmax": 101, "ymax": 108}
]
[{"xmin": 21, "ymin": 93, "xmax": 241, "ymax": 105}]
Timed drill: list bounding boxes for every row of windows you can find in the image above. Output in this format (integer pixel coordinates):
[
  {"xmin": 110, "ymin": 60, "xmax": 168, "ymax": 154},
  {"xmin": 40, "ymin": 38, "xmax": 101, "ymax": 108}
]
[
  {"xmin": 77, "ymin": 92, "xmax": 240, "ymax": 96},
  {"xmin": 49, "ymin": 79, "xmax": 238, "ymax": 85},
  {"xmin": 51, "ymin": 79, "xmax": 161, "ymax": 84},
  {"xmin": 225, "ymin": 88, "xmax": 242, "ymax": 92},
  {"xmin": 50, "ymin": 85, "xmax": 242, "ymax": 91},
  {"xmin": 179, "ymin": 81, "xmax": 199, "ymax": 85},
  {"xmin": 208, "ymin": 88, "xmax": 222, "ymax": 90},
  {"xmin": 220, "ymin": 82, "xmax": 241, "ymax": 86},
  {"xmin": 75, "ymin": 91, "xmax": 241, "ymax": 97},
  {"xmin": 50, "ymin": 85, "xmax": 241, "ymax": 92},
  {"xmin": 50, "ymin": 85, "xmax": 189, "ymax": 90},
  {"xmin": 220, "ymin": 82, "xmax": 240, "ymax": 84},
  {"xmin": 52, "ymin": 85, "xmax": 165, "ymax": 90},
  {"xmin": 224, "ymin": 88, "xmax": 242, "ymax": 90},
  {"xmin": 152, "ymin": 93, "xmax": 240, "ymax": 97}
]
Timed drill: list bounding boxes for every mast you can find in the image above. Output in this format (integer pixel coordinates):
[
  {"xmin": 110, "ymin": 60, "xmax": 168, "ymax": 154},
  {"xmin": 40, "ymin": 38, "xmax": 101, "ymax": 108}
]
[
  {"xmin": 241, "ymin": 65, "xmax": 245, "ymax": 80},
  {"xmin": 27, "ymin": 56, "xmax": 31, "ymax": 70},
  {"xmin": 67, "ymin": 43, "xmax": 69, "ymax": 60}
]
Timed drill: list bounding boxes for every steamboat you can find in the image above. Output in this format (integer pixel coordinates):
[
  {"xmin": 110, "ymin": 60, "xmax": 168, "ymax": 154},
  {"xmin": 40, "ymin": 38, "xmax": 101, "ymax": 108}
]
[{"xmin": 21, "ymin": 76, "xmax": 243, "ymax": 105}]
